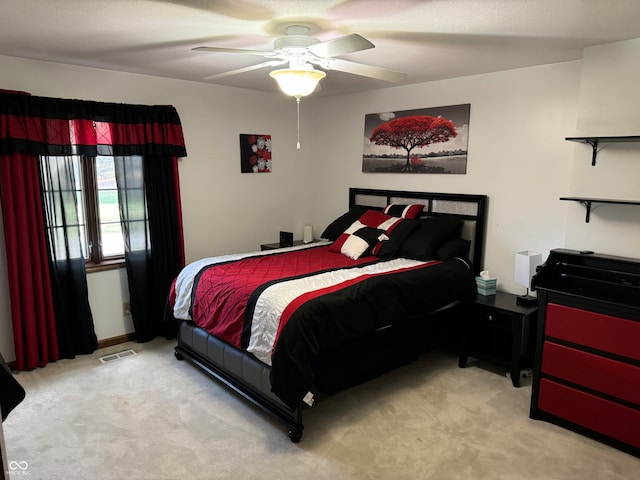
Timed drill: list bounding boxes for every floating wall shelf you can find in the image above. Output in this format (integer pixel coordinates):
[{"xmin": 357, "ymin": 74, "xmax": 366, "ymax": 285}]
[
  {"xmin": 565, "ymin": 135, "xmax": 640, "ymax": 166},
  {"xmin": 560, "ymin": 197, "xmax": 640, "ymax": 223},
  {"xmin": 563, "ymin": 136, "xmax": 640, "ymax": 222}
]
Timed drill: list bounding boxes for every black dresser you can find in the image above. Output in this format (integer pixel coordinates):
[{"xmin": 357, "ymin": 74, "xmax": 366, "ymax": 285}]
[{"xmin": 529, "ymin": 249, "xmax": 640, "ymax": 457}]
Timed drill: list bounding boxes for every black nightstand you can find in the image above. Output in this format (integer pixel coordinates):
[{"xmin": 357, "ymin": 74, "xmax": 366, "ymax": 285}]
[
  {"xmin": 260, "ymin": 240, "xmax": 305, "ymax": 251},
  {"xmin": 458, "ymin": 291, "xmax": 538, "ymax": 387}
]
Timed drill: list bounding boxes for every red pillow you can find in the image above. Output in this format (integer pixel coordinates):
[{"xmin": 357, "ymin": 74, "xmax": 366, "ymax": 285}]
[
  {"xmin": 329, "ymin": 222, "xmax": 388, "ymax": 259},
  {"xmin": 382, "ymin": 203, "xmax": 424, "ymax": 219},
  {"xmin": 330, "ymin": 210, "xmax": 414, "ymax": 259},
  {"xmin": 354, "ymin": 210, "xmax": 404, "ymax": 256}
]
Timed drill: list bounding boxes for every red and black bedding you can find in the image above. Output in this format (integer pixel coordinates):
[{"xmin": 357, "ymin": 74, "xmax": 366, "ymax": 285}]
[{"xmin": 170, "ymin": 205, "xmax": 477, "ymax": 409}]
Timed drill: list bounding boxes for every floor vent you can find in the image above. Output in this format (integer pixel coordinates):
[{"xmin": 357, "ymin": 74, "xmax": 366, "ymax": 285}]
[{"xmin": 99, "ymin": 349, "xmax": 137, "ymax": 364}]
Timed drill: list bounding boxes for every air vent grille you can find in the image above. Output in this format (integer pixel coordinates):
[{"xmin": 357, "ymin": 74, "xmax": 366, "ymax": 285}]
[{"xmin": 98, "ymin": 349, "xmax": 137, "ymax": 364}]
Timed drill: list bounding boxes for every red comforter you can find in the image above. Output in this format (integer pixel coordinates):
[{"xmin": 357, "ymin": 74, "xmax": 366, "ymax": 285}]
[{"xmin": 189, "ymin": 244, "xmax": 375, "ymax": 349}]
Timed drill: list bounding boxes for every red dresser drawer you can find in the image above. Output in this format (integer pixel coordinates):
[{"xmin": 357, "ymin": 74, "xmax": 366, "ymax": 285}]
[
  {"xmin": 546, "ymin": 303, "xmax": 640, "ymax": 361},
  {"xmin": 541, "ymin": 341, "xmax": 640, "ymax": 405},
  {"xmin": 538, "ymin": 378, "xmax": 640, "ymax": 449}
]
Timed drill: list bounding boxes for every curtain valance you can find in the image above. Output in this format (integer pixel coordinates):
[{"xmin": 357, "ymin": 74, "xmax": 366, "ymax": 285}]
[{"xmin": 0, "ymin": 91, "xmax": 187, "ymax": 157}]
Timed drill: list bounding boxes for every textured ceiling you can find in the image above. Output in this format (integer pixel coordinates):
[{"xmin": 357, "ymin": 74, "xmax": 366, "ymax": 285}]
[{"xmin": 1, "ymin": 0, "xmax": 640, "ymax": 96}]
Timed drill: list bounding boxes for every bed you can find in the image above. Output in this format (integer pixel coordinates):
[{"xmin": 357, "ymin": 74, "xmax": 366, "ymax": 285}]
[{"xmin": 171, "ymin": 188, "xmax": 487, "ymax": 442}]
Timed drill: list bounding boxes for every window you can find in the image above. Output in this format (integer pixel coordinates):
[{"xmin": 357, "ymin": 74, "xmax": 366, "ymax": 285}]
[
  {"xmin": 82, "ymin": 155, "xmax": 126, "ymax": 264},
  {"xmin": 40, "ymin": 155, "xmax": 127, "ymax": 269}
]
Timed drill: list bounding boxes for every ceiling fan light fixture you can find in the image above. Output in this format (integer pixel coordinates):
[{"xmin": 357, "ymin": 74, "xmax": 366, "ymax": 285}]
[{"xmin": 269, "ymin": 67, "xmax": 326, "ymax": 98}]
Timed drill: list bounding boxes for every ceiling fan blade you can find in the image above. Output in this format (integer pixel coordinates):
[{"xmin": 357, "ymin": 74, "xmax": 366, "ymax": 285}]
[
  {"xmin": 204, "ymin": 59, "xmax": 286, "ymax": 80},
  {"xmin": 307, "ymin": 34, "xmax": 374, "ymax": 58},
  {"xmin": 193, "ymin": 46, "xmax": 273, "ymax": 57},
  {"xmin": 327, "ymin": 58, "xmax": 407, "ymax": 83}
]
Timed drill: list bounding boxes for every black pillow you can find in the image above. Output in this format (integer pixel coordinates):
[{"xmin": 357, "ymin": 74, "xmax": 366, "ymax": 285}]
[
  {"xmin": 435, "ymin": 238, "xmax": 471, "ymax": 260},
  {"xmin": 375, "ymin": 218, "xmax": 419, "ymax": 259},
  {"xmin": 320, "ymin": 207, "xmax": 367, "ymax": 241},
  {"xmin": 397, "ymin": 215, "xmax": 462, "ymax": 261}
]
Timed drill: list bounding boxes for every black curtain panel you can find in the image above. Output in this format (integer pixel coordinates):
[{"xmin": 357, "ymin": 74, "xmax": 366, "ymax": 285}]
[
  {"xmin": 143, "ymin": 155, "xmax": 184, "ymax": 338},
  {"xmin": 39, "ymin": 155, "xmax": 98, "ymax": 357},
  {"xmin": 114, "ymin": 154, "xmax": 184, "ymax": 342},
  {"xmin": 114, "ymin": 155, "xmax": 154, "ymax": 341}
]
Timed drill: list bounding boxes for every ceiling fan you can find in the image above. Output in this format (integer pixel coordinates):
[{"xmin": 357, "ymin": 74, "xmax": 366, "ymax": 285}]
[
  {"xmin": 194, "ymin": 25, "xmax": 406, "ymax": 149},
  {"xmin": 193, "ymin": 25, "xmax": 407, "ymax": 85}
]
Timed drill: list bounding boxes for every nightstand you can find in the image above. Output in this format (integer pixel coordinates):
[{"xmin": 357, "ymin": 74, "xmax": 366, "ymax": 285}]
[
  {"xmin": 458, "ymin": 291, "xmax": 538, "ymax": 387},
  {"xmin": 260, "ymin": 240, "xmax": 305, "ymax": 251}
]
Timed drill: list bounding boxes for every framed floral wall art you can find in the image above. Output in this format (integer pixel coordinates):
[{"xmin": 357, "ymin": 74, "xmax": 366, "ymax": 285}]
[
  {"xmin": 240, "ymin": 134, "xmax": 272, "ymax": 173},
  {"xmin": 362, "ymin": 104, "xmax": 470, "ymax": 174}
]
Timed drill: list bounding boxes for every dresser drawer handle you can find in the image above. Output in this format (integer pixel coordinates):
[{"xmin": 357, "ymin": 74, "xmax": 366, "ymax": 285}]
[{"xmin": 487, "ymin": 314, "xmax": 493, "ymax": 321}]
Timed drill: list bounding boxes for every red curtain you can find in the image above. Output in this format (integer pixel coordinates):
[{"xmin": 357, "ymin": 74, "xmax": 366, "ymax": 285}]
[{"xmin": 0, "ymin": 152, "xmax": 58, "ymax": 370}]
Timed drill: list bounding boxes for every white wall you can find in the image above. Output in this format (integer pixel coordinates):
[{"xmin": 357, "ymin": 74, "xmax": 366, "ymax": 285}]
[
  {"xmin": 306, "ymin": 61, "xmax": 582, "ymax": 294},
  {"xmin": 564, "ymin": 39, "xmax": 640, "ymax": 257}
]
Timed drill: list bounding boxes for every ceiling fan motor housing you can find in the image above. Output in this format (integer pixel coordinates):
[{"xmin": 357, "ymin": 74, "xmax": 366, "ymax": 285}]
[{"xmin": 273, "ymin": 35, "xmax": 320, "ymax": 53}]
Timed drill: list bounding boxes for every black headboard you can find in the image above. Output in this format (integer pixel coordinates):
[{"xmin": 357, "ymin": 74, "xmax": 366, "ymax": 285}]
[{"xmin": 349, "ymin": 188, "xmax": 487, "ymax": 274}]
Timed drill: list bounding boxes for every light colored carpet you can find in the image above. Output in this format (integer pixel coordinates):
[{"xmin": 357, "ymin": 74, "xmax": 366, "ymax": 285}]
[{"xmin": 4, "ymin": 338, "xmax": 638, "ymax": 480}]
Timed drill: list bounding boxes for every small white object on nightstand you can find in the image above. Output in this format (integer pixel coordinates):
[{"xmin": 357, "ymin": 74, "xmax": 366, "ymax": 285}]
[{"xmin": 303, "ymin": 225, "xmax": 313, "ymax": 243}]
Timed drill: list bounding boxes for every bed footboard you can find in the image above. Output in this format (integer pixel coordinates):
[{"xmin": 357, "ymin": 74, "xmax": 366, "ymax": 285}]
[
  {"xmin": 174, "ymin": 305, "xmax": 459, "ymax": 442},
  {"xmin": 174, "ymin": 321, "xmax": 305, "ymax": 442}
]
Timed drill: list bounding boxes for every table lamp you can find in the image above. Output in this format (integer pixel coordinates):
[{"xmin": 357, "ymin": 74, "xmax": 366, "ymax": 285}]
[{"xmin": 515, "ymin": 250, "xmax": 543, "ymax": 305}]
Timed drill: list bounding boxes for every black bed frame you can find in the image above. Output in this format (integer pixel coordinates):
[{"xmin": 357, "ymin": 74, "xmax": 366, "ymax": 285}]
[{"xmin": 174, "ymin": 188, "xmax": 487, "ymax": 442}]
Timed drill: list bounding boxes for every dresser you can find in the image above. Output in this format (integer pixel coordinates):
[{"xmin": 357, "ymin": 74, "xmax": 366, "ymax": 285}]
[{"xmin": 529, "ymin": 249, "xmax": 640, "ymax": 457}]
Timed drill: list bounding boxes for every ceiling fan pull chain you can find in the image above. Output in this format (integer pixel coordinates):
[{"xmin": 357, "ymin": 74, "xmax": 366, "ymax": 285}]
[{"xmin": 296, "ymin": 97, "xmax": 301, "ymax": 149}]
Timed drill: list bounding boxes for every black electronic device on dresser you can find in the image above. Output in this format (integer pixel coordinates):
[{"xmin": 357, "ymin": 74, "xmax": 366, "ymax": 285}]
[{"xmin": 529, "ymin": 249, "xmax": 640, "ymax": 457}]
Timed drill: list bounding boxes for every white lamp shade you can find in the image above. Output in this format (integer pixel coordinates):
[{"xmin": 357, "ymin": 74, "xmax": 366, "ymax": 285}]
[
  {"xmin": 515, "ymin": 250, "xmax": 543, "ymax": 288},
  {"xmin": 269, "ymin": 68, "xmax": 326, "ymax": 98}
]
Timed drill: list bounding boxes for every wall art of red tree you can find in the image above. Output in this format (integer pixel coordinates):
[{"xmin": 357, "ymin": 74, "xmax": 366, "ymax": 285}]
[{"xmin": 369, "ymin": 115, "xmax": 457, "ymax": 171}]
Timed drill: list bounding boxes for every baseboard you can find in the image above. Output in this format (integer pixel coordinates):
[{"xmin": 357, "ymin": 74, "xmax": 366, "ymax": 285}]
[
  {"xmin": 97, "ymin": 333, "xmax": 137, "ymax": 350},
  {"xmin": 5, "ymin": 333, "xmax": 137, "ymax": 371}
]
